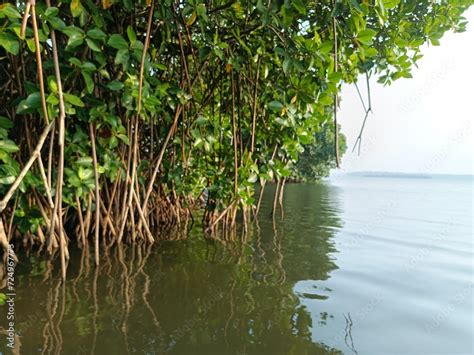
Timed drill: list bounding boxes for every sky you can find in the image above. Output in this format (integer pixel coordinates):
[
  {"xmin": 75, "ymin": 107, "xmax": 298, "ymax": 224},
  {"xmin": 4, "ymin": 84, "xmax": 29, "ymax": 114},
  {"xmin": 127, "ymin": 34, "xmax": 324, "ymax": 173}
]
[{"xmin": 336, "ymin": 6, "xmax": 474, "ymax": 175}]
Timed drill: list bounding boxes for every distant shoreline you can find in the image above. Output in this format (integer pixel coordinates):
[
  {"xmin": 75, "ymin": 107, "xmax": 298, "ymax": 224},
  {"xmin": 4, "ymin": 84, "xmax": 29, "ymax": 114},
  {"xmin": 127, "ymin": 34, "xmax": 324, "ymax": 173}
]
[
  {"xmin": 340, "ymin": 172, "xmax": 474, "ymax": 179},
  {"xmin": 359, "ymin": 173, "xmax": 431, "ymax": 179}
]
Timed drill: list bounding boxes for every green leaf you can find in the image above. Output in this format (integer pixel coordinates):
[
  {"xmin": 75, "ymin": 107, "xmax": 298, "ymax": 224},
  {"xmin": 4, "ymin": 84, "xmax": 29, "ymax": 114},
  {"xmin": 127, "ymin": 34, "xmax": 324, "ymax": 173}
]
[
  {"xmin": 247, "ymin": 174, "xmax": 258, "ymax": 183},
  {"xmin": 0, "ymin": 33, "xmax": 19, "ymax": 55},
  {"xmin": 126, "ymin": 26, "xmax": 136, "ymax": 44},
  {"xmin": 268, "ymin": 101, "xmax": 284, "ymax": 112},
  {"xmin": 282, "ymin": 59, "xmax": 291, "ymax": 74},
  {"xmin": 47, "ymin": 93, "xmax": 59, "ymax": 105},
  {"xmin": 44, "ymin": 7, "xmax": 59, "ymax": 18},
  {"xmin": 81, "ymin": 61, "xmax": 97, "ymax": 71},
  {"xmin": 383, "ymin": 0, "xmax": 400, "ymax": 10},
  {"xmin": 0, "ymin": 176, "xmax": 15, "ymax": 185},
  {"xmin": 78, "ymin": 167, "xmax": 93, "ymax": 180},
  {"xmin": 68, "ymin": 173, "xmax": 82, "ymax": 187},
  {"xmin": 87, "ymin": 28, "xmax": 107, "ymax": 41},
  {"xmin": 291, "ymin": 0, "xmax": 307, "ymax": 15},
  {"xmin": 193, "ymin": 137, "xmax": 203, "ymax": 148},
  {"xmin": 108, "ymin": 136, "xmax": 118, "ymax": 149},
  {"xmin": 117, "ymin": 133, "xmax": 129, "ymax": 145},
  {"xmin": 275, "ymin": 117, "xmax": 288, "ymax": 126},
  {"xmin": 318, "ymin": 40, "xmax": 333, "ymax": 55},
  {"xmin": 47, "ymin": 76, "xmax": 58, "ymax": 94},
  {"xmin": 194, "ymin": 116, "xmax": 208, "ymax": 126},
  {"xmin": 0, "ymin": 116, "xmax": 13, "ymax": 129},
  {"xmin": 281, "ymin": 6, "xmax": 294, "ymax": 27},
  {"xmin": 69, "ymin": 57, "xmax": 82, "ymax": 67},
  {"xmin": 365, "ymin": 47, "xmax": 379, "ymax": 57},
  {"xmin": 348, "ymin": 0, "xmax": 364, "ymax": 13},
  {"xmin": 86, "ymin": 38, "xmax": 101, "ymax": 52},
  {"xmin": 48, "ymin": 17, "xmax": 66, "ymax": 30},
  {"xmin": 70, "ymin": 0, "xmax": 85, "ymax": 18},
  {"xmin": 64, "ymin": 93, "xmax": 85, "ymax": 107},
  {"xmin": 106, "ymin": 81, "xmax": 124, "ymax": 91},
  {"xmin": 328, "ymin": 72, "xmax": 342, "ymax": 83},
  {"xmin": 82, "ymin": 71, "xmax": 94, "ymax": 94},
  {"xmin": 99, "ymin": 69, "xmax": 110, "ymax": 79},
  {"xmin": 0, "ymin": 290, "xmax": 8, "ymax": 303},
  {"xmin": 123, "ymin": 0, "xmax": 133, "ymax": 10},
  {"xmin": 155, "ymin": 63, "xmax": 167, "ymax": 71},
  {"xmin": 16, "ymin": 92, "xmax": 41, "ymax": 114},
  {"xmin": 196, "ymin": 4, "xmax": 207, "ymax": 21},
  {"xmin": 62, "ymin": 26, "xmax": 85, "ymax": 38},
  {"xmin": 67, "ymin": 35, "xmax": 84, "ymax": 49},
  {"xmin": 62, "ymin": 26, "xmax": 86, "ymax": 49},
  {"xmin": 76, "ymin": 157, "xmax": 93, "ymax": 165},
  {"xmin": 7, "ymin": 24, "xmax": 21, "ymax": 39},
  {"xmin": 108, "ymin": 34, "xmax": 129, "ymax": 50},
  {"xmin": 357, "ymin": 29, "xmax": 377, "ymax": 45},
  {"xmin": 0, "ymin": 4, "xmax": 22, "ymax": 19},
  {"xmin": 114, "ymin": 49, "xmax": 129, "ymax": 68},
  {"xmin": 0, "ymin": 139, "xmax": 19, "ymax": 153}
]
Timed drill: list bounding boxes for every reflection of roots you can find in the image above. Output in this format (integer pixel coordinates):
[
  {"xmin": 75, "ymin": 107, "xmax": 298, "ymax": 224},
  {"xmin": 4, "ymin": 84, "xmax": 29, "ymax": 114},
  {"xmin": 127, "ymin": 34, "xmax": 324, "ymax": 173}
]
[
  {"xmin": 249, "ymin": 221, "xmax": 287, "ymax": 286},
  {"xmin": 0, "ymin": 327, "xmax": 21, "ymax": 355},
  {"xmin": 41, "ymin": 279, "xmax": 65, "ymax": 355},
  {"xmin": 272, "ymin": 227, "xmax": 287, "ymax": 285},
  {"xmin": 24, "ymin": 243, "xmax": 169, "ymax": 354},
  {"xmin": 8, "ymin": 209, "xmax": 302, "ymax": 354},
  {"xmin": 136, "ymin": 244, "xmax": 164, "ymax": 339},
  {"xmin": 116, "ymin": 243, "xmax": 166, "ymax": 353},
  {"xmin": 224, "ymin": 279, "xmax": 237, "ymax": 343},
  {"xmin": 344, "ymin": 313, "xmax": 358, "ymax": 355},
  {"xmin": 204, "ymin": 200, "xmax": 255, "ymax": 241}
]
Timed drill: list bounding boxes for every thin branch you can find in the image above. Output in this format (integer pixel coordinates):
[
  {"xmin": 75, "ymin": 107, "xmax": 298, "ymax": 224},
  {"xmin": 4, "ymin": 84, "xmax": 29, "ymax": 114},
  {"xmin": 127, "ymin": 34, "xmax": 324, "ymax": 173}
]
[
  {"xmin": 250, "ymin": 58, "xmax": 260, "ymax": 156},
  {"xmin": 89, "ymin": 123, "xmax": 100, "ymax": 266},
  {"xmin": 140, "ymin": 105, "xmax": 183, "ymax": 216},
  {"xmin": 352, "ymin": 73, "xmax": 373, "ymax": 155},
  {"xmin": 20, "ymin": 2, "xmax": 31, "ymax": 38},
  {"xmin": 30, "ymin": 2, "xmax": 49, "ymax": 125},
  {"xmin": 354, "ymin": 81, "xmax": 367, "ymax": 112},
  {"xmin": 46, "ymin": 0, "xmax": 67, "ymax": 279},
  {"xmin": 0, "ymin": 121, "xmax": 54, "ymax": 213}
]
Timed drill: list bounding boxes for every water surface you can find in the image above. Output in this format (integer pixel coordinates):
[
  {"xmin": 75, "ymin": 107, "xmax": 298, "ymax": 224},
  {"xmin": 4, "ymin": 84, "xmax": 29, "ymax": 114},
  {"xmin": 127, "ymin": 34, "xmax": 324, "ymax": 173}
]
[{"xmin": 0, "ymin": 175, "xmax": 472, "ymax": 354}]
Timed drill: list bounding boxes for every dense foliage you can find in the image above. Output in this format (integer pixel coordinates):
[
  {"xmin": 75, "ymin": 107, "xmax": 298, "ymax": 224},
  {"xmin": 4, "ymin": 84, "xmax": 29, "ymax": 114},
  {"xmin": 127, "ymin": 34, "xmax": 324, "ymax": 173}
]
[
  {"xmin": 294, "ymin": 123, "xmax": 347, "ymax": 181},
  {"xmin": 0, "ymin": 0, "xmax": 471, "ymax": 270}
]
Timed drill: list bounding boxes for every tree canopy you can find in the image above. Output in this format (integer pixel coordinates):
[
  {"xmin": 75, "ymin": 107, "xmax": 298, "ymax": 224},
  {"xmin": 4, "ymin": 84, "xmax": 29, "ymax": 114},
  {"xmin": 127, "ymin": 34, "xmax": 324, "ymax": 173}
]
[{"xmin": 294, "ymin": 123, "xmax": 347, "ymax": 182}]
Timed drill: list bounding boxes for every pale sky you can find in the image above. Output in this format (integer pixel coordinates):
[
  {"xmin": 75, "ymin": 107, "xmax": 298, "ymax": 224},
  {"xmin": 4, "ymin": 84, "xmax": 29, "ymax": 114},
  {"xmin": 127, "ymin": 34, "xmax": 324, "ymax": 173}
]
[{"xmin": 336, "ymin": 6, "xmax": 474, "ymax": 175}]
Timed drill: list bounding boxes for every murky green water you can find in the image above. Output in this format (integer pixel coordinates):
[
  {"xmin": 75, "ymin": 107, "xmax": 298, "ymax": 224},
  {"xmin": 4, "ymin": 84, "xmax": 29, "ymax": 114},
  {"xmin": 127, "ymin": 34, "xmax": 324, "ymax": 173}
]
[{"xmin": 1, "ymin": 176, "xmax": 472, "ymax": 354}]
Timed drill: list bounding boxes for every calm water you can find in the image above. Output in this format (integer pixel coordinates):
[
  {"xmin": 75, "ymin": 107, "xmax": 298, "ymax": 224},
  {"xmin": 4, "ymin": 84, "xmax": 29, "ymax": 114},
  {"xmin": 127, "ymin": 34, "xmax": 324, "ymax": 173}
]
[{"xmin": 1, "ymin": 175, "xmax": 472, "ymax": 354}]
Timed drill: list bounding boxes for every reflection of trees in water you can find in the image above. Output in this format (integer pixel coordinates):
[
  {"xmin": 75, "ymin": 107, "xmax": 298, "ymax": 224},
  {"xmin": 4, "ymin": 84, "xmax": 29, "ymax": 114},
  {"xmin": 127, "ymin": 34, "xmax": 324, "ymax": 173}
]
[
  {"xmin": 0, "ymin": 183, "xmax": 344, "ymax": 354},
  {"xmin": 257, "ymin": 182, "xmax": 342, "ymax": 282}
]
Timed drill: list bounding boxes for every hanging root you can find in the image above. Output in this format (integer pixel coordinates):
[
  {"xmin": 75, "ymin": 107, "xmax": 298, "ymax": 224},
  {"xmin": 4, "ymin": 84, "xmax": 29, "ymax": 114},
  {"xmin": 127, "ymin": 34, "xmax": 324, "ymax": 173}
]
[{"xmin": 352, "ymin": 73, "xmax": 373, "ymax": 155}]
